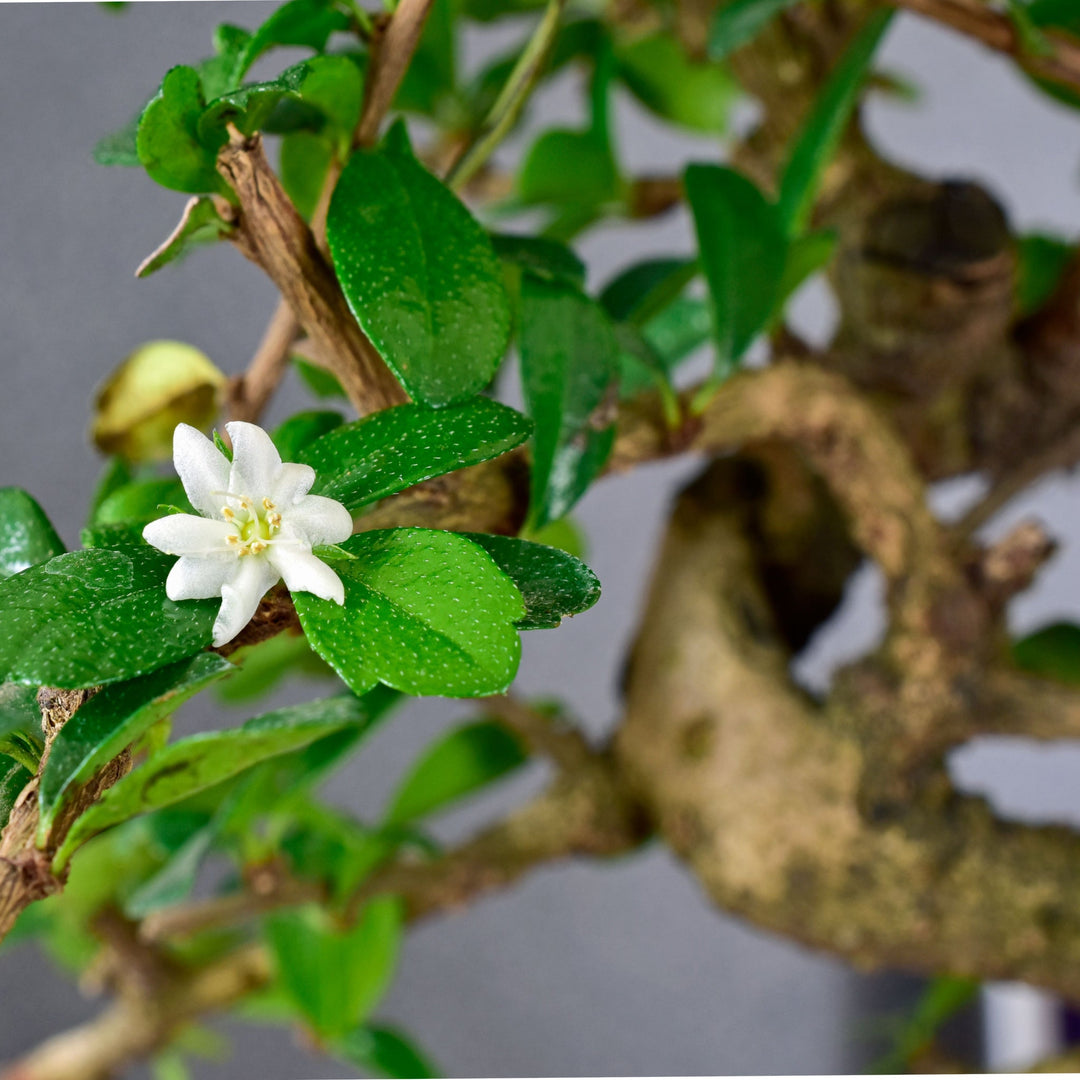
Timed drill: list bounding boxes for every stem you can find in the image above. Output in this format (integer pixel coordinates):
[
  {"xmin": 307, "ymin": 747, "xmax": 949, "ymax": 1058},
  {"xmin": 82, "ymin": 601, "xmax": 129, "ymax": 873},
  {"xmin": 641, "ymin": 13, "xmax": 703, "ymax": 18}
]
[{"xmin": 444, "ymin": 0, "xmax": 566, "ymax": 193}]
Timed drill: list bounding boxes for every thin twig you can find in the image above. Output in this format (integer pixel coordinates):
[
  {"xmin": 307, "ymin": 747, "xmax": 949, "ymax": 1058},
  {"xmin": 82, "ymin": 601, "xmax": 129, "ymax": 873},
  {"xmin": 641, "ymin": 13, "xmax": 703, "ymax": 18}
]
[
  {"xmin": 889, "ymin": 0, "xmax": 1080, "ymax": 94},
  {"xmin": 226, "ymin": 301, "xmax": 301, "ymax": 424},
  {"xmin": 444, "ymin": 0, "xmax": 566, "ymax": 192}
]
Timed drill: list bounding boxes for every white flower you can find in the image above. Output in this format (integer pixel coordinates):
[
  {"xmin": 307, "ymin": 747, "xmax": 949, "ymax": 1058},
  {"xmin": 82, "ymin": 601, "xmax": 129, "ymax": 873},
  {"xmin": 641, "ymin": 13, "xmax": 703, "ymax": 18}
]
[{"xmin": 143, "ymin": 421, "xmax": 353, "ymax": 648}]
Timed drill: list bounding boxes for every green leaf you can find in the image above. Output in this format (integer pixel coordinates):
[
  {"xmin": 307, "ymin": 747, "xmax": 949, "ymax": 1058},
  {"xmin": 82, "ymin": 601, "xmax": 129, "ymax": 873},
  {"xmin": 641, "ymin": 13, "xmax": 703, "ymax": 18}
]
[
  {"xmin": 0, "ymin": 755, "xmax": 32, "ymax": 832},
  {"xmin": 0, "ymin": 546, "xmax": 216, "ymax": 689},
  {"xmin": 271, "ymin": 410, "xmax": 344, "ymax": 461},
  {"xmin": 294, "ymin": 529, "xmax": 524, "ymax": 698},
  {"xmin": 236, "ymin": 0, "xmax": 351, "ymax": 83},
  {"xmin": 38, "ymin": 654, "xmax": 233, "ymax": 841},
  {"xmin": 491, "ymin": 233, "xmax": 586, "ymax": 288},
  {"xmin": 0, "ymin": 684, "xmax": 40, "ymax": 744},
  {"xmin": 386, "ymin": 719, "xmax": 528, "ymax": 825},
  {"xmin": 708, "ymin": 0, "xmax": 802, "ymax": 59},
  {"xmin": 615, "ymin": 33, "xmax": 738, "ymax": 132},
  {"xmin": 88, "ymin": 458, "xmax": 133, "ymax": 522},
  {"xmin": 459, "ymin": 533, "xmax": 600, "ymax": 630},
  {"xmin": 327, "ymin": 123, "xmax": 512, "ymax": 406},
  {"xmin": 1017, "ymin": 234, "xmax": 1075, "ymax": 316},
  {"xmin": 267, "ymin": 897, "xmax": 403, "ymax": 1039},
  {"xmin": 518, "ymin": 128, "xmax": 619, "ymax": 207},
  {"xmin": 0, "ymin": 488, "xmax": 65, "ymax": 581},
  {"xmin": 300, "ymin": 398, "xmax": 531, "ymax": 513},
  {"xmin": 336, "ymin": 1025, "xmax": 440, "ymax": 1079},
  {"xmin": 599, "ymin": 257, "xmax": 698, "ymax": 325},
  {"xmin": 294, "ymin": 357, "xmax": 347, "ymax": 400},
  {"xmin": 518, "ymin": 273, "xmax": 620, "ymax": 527},
  {"xmin": 55, "ymin": 694, "xmax": 368, "ymax": 866},
  {"xmin": 1013, "ymin": 622, "xmax": 1080, "ymax": 683},
  {"xmin": 774, "ymin": 229, "xmax": 839, "ymax": 314},
  {"xmin": 684, "ymin": 164, "xmax": 788, "ymax": 378},
  {"xmin": 199, "ymin": 56, "xmax": 364, "ymax": 145},
  {"xmin": 218, "ymin": 632, "xmax": 334, "ymax": 704},
  {"xmin": 777, "ymin": 10, "xmax": 894, "ymax": 236},
  {"xmin": 93, "ymin": 111, "xmax": 142, "ymax": 166},
  {"xmin": 124, "ymin": 818, "xmax": 216, "ymax": 918},
  {"xmin": 281, "ymin": 132, "xmax": 334, "ymax": 220},
  {"xmin": 93, "ymin": 478, "xmax": 193, "ymax": 526},
  {"xmin": 137, "ymin": 66, "xmax": 227, "ymax": 195},
  {"xmin": 641, "ymin": 296, "xmax": 712, "ymax": 372},
  {"xmin": 871, "ymin": 975, "xmax": 979, "ymax": 1073},
  {"xmin": 135, "ymin": 196, "xmax": 235, "ymax": 278},
  {"xmin": 197, "ymin": 23, "xmax": 254, "ymax": 100}
]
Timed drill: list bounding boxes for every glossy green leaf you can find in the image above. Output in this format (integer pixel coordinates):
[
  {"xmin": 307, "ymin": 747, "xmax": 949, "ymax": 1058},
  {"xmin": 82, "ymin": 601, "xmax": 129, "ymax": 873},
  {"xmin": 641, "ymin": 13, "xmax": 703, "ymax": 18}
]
[
  {"xmin": 56, "ymin": 694, "xmax": 367, "ymax": 866},
  {"xmin": 708, "ymin": 0, "xmax": 801, "ymax": 59},
  {"xmin": 300, "ymin": 398, "xmax": 531, "ymax": 513},
  {"xmin": 0, "ymin": 755, "xmax": 32, "ymax": 832},
  {"xmin": 386, "ymin": 719, "xmax": 528, "ymax": 825},
  {"xmin": 327, "ymin": 124, "xmax": 511, "ymax": 406},
  {"xmin": 599, "ymin": 258, "xmax": 698, "ymax": 325},
  {"xmin": 38, "ymin": 654, "xmax": 233, "ymax": 840},
  {"xmin": 615, "ymin": 33, "xmax": 738, "ymax": 132},
  {"xmin": 0, "ymin": 546, "xmax": 215, "ymax": 689},
  {"xmin": 136, "ymin": 196, "xmax": 235, "ymax": 278},
  {"xmin": 267, "ymin": 897, "xmax": 403, "ymax": 1039},
  {"xmin": 0, "ymin": 488, "xmax": 65, "ymax": 581},
  {"xmin": 236, "ymin": 0, "xmax": 350, "ymax": 83},
  {"xmin": 1017, "ymin": 234, "xmax": 1075, "ymax": 316},
  {"xmin": 1013, "ymin": 622, "xmax": 1080, "ymax": 684},
  {"xmin": 518, "ymin": 128, "xmax": 619, "ymax": 208},
  {"xmin": 336, "ymin": 1025, "xmax": 440, "ymax": 1079},
  {"xmin": 777, "ymin": 10, "xmax": 894, "ymax": 236},
  {"xmin": 685, "ymin": 164, "xmax": 788, "ymax": 377},
  {"xmin": 294, "ymin": 529, "xmax": 524, "ymax": 698},
  {"xmin": 492, "ymin": 233, "xmax": 586, "ymax": 288},
  {"xmin": 199, "ymin": 55, "xmax": 364, "ymax": 145},
  {"xmin": 281, "ymin": 132, "xmax": 334, "ymax": 220},
  {"xmin": 93, "ymin": 478, "xmax": 193, "ymax": 526},
  {"xmin": 460, "ymin": 533, "xmax": 600, "ymax": 630},
  {"xmin": 0, "ymin": 684, "xmax": 40, "ymax": 744},
  {"xmin": 518, "ymin": 273, "xmax": 620, "ymax": 527},
  {"xmin": 196, "ymin": 23, "xmax": 254, "ymax": 100},
  {"xmin": 271, "ymin": 410, "xmax": 344, "ymax": 462},
  {"xmin": 137, "ymin": 66, "xmax": 226, "ymax": 195}
]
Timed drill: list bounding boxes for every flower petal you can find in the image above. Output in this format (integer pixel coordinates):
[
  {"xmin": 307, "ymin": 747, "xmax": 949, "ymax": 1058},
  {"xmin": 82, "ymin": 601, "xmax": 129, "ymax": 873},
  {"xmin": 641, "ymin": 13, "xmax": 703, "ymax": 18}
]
[
  {"xmin": 143, "ymin": 514, "xmax": 235, "ymax": 556},
  {"xmin": 174, "ymin": 424, "xmax": 231, "ymax": 518},
  {"xmin": 271, "ymin": 462, "xmax": 316, "ymax": 506},
  {"xmin": 166, "ymin": 554, "xmax": 235, "ymax": 601},
  {"xmin": 268, "ymin": 544, "xmax": 345, "ymax": 605},
  {"xmin": 212, "ymin": 556, "xmax": 280, "ymax": 647},
  {"xmin": 227, "ymin": 421, "xmax": 282, "ymax": 498},
  {"xmin": 284, "ymin": 495, "xmax": 354, "ymax": 547}
]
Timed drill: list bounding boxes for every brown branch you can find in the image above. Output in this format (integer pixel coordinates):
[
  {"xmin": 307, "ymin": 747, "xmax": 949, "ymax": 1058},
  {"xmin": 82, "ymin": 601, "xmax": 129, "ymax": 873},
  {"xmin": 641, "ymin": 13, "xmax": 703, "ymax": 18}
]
[
  {"xmin": 217, "ymin": 128, "xmax": 409, "ymax": 418},
  {"xmin": 888, "ymin": 0, "xmax": 1080, "ymax": 96},
  {"xmin": 1, "ymin": 944, "xmax": 270, "ymax": 1080},
  {"xmin": 615, "ymin": 460, "xmax": 1080, "ymax": 1006},
  {"xmin": 4, "ymin": 763, "xmax": 645, "ymax": 1080},
  {"xmin": 355, "ymin": 0, "xmax": 435, "ymax": 149},
  {"xmin": 225, "ymin": 301, "xmax": 301, "ymax": 424},
  {"xmin": 479, "ymin": 694, "xmax": 595, "ymax": 772},
  {"xmin": 0, "ymin": 690, "xmax": 120, "ymax": 945}
]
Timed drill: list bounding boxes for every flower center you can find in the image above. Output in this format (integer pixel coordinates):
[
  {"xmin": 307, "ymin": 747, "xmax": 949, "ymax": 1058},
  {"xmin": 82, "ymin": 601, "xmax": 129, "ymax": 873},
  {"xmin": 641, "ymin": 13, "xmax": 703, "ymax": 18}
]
[{"xmin": 221, "ymin": 495, "xmax": 282, "ymax": 556}]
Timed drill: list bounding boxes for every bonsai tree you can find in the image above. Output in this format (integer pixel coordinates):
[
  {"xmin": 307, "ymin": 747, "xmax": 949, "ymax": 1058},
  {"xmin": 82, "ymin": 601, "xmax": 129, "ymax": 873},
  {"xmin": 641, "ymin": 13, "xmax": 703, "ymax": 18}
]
[{"xmin": 3, "ymin": 0, "xmax": 1080, "ymax": 1075}]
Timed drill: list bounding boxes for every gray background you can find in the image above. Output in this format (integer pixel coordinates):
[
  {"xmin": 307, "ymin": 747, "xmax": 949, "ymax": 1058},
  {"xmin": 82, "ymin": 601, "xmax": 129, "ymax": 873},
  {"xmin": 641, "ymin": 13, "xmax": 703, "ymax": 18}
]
[{"xmin": 1, "ymin": 2, "xmax": 1080, "ymax": 1076}]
